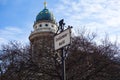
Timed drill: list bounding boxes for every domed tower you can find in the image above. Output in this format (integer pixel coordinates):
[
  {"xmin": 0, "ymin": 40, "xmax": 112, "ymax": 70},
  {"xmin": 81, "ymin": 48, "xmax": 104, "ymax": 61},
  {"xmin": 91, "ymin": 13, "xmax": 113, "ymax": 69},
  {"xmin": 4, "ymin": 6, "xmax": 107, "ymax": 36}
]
[{"xmin": 29, "ymin": 2, "xmax": 58, "ymax": 64}]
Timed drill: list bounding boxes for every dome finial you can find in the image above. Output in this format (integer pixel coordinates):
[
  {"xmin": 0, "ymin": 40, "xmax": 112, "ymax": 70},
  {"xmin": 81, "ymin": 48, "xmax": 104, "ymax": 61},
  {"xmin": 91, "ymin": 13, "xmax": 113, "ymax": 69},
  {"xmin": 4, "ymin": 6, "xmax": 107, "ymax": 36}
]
[{"xmin": 44, "ymin": 0, "xmax": 47, "ymax": 8}]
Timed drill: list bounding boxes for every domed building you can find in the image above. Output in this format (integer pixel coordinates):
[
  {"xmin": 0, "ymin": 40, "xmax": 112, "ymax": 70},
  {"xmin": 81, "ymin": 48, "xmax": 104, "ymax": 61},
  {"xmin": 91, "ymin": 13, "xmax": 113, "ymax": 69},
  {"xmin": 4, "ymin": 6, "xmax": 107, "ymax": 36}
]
[{"xmin": 29, "ymin": 1, "xmax": 58, "ymax": 64}]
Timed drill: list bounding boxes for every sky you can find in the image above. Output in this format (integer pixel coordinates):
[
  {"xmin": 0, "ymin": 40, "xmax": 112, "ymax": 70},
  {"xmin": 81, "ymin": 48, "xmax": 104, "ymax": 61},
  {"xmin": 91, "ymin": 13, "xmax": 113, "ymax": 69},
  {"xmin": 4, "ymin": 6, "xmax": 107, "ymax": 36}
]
[{"xmin": 0, "ymin": 0, "xmax": 120, "ymax": 47}]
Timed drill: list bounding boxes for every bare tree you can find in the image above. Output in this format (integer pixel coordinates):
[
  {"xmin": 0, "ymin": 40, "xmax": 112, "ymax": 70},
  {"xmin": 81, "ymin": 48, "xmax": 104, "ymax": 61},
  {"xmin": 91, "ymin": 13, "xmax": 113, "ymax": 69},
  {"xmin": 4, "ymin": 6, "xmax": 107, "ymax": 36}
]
[{"xmin": 0, "ymin": 31, "xmax": 120, "ymax": 80}]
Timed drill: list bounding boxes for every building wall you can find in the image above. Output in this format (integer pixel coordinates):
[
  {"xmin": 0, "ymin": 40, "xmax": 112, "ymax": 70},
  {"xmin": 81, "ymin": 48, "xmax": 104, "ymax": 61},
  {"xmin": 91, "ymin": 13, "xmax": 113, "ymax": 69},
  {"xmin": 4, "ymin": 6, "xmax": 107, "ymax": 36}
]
[{"xmin": 30, "ymin": 32, "xmax": 55, "ymax": 65}]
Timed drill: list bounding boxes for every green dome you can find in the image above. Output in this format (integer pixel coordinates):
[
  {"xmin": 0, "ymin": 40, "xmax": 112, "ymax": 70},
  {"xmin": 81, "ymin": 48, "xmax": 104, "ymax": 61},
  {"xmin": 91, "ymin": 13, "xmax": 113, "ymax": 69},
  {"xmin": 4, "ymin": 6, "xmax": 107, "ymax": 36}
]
[{"xmin": 36, "ymin": 8, "xmax": 55, "ymax": 22}]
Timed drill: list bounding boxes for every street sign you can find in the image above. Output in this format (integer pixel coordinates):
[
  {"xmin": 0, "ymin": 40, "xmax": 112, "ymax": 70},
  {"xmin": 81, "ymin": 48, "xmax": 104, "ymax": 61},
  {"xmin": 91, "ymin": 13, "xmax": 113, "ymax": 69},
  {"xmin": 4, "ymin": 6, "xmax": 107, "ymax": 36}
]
[{"xmin": 54, "ymin": 28, "xmax": 71, "ymax": 50}]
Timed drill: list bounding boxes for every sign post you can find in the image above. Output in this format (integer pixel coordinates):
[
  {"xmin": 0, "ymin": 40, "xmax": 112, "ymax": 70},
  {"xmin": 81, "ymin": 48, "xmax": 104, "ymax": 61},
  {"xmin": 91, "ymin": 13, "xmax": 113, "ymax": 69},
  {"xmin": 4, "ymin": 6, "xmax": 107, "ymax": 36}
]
[
  {"xmin": 54, "ymin": 19, "xmax": 72, "ymax": 80},
  {"xmin": 54, "ymin": 28, "xmax": 71, "ymax": 50}
]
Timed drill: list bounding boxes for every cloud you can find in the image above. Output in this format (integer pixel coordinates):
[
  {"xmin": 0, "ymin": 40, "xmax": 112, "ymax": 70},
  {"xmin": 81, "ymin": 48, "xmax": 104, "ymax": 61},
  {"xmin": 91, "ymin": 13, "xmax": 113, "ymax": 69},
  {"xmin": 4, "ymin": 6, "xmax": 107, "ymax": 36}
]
[
  {"xmin": 0, "ymin": 27, "xmax": 22, "ymax": 35},
  {"xmin": 0, "ymin": 26, "xmax": 22, "ymax": 36},
  {"xmin": 54, "ymin": 0, "xmax": 120, "ymax": 43},
  {"xmin": 0, "ymin": 37, "xmax": 7, "ymax": 43},
  {"xmin": 0, "ymin": 24, "xmax": 32, "ymax": 47}
]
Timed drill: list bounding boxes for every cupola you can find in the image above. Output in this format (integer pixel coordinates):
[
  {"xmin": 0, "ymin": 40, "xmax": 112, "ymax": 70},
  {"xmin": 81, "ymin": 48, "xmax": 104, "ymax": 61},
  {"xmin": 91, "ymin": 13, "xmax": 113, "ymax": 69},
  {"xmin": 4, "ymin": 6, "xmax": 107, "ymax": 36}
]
[{"xmin": 36, "ymin": 1, "xmax": 55, "ymax": 23}]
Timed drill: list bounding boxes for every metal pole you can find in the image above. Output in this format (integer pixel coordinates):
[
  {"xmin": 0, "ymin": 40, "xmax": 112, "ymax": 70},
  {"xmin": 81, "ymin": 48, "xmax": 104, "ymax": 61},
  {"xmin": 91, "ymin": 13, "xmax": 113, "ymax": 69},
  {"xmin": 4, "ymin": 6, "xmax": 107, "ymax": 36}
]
[
  {"xmin": 59, "ymin": 19, "xmax": 66, "ymax": 80},
  {"xmin": 61, "ymin": 48, "xmax": 66, "ymax": 80}
]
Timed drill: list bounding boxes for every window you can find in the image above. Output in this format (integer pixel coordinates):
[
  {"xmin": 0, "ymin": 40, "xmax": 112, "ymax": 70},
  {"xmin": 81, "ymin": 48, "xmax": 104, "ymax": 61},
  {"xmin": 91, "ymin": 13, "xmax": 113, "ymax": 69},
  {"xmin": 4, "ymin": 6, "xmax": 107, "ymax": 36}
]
[
  {"xmin": 51, "ymin": 25, "xmax": 54, "ymax": 28},
  {"xmin": 39, "ymin": 24, "xmax": 42, "ymax": 27},
  {"xmin": 45, "ymin": 24, "xmax": 48, "ymax": 27}
]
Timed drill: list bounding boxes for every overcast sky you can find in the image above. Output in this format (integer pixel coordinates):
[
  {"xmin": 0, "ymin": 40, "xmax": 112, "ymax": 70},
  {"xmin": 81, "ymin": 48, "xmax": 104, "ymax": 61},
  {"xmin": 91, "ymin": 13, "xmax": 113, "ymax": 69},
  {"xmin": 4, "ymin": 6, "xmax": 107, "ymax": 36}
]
[{"xmin": 0, "ymin": 0, "xmax": 120, "ymax": 46}]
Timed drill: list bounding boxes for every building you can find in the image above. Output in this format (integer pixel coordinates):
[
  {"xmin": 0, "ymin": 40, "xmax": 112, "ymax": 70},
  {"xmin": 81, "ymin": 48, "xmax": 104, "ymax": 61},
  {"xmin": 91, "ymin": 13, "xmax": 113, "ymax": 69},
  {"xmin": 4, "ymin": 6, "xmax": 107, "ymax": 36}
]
[{"xmin": 29, "ymin": 1, "xmax": 58, "ymax": 65}]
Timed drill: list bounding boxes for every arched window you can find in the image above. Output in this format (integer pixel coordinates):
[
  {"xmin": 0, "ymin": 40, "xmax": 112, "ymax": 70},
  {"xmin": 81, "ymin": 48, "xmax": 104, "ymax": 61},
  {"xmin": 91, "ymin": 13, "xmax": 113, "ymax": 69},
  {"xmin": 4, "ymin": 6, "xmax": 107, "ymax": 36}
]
[
  {"xmin": 39, "ymin": 24, "xmax": 42, "ymax": 27},
  {"xmin": 45, "ymin": 24, "xmax": 48, "ymax": 27},
  {"xmin": 51, "ymin": 25, "xmax": 54, "ymax": 28}
]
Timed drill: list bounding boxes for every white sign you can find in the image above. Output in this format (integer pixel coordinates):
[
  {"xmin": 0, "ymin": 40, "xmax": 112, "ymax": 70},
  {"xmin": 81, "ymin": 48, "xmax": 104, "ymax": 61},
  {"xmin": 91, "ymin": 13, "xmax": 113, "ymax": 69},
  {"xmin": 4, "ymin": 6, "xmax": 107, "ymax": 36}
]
[{"xmin": 54, "ymin": 28, "xmax": 71, "ymax": 50}]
